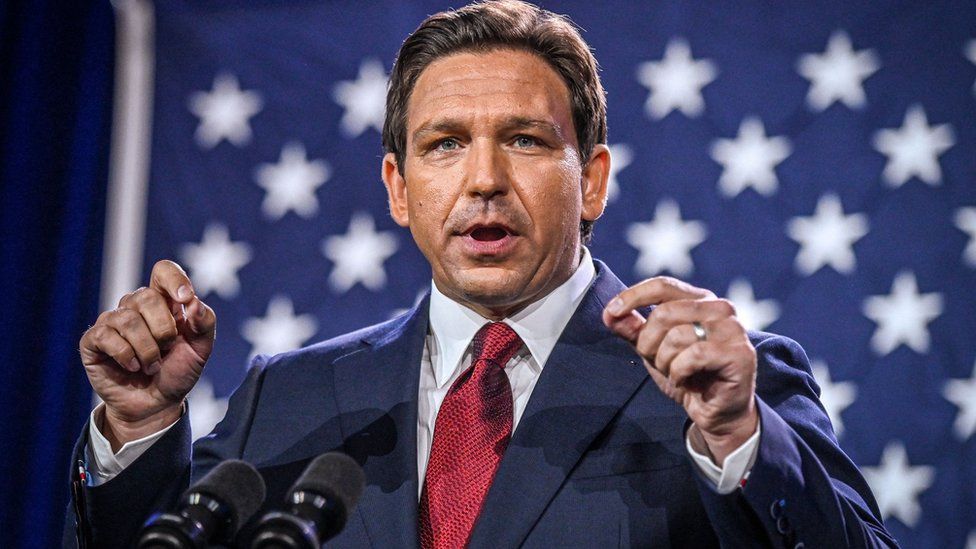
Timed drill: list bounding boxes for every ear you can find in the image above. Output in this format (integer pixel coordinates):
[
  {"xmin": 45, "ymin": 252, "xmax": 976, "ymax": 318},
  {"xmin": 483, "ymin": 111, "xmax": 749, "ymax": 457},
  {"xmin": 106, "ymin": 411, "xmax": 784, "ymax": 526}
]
[
  {"xmin": 581, "ymin": 143, "xmax": 610, "ymax": 222},
  {"xmin": 382, "ymin": 153, "xmax": 410, "ymax": 227}
]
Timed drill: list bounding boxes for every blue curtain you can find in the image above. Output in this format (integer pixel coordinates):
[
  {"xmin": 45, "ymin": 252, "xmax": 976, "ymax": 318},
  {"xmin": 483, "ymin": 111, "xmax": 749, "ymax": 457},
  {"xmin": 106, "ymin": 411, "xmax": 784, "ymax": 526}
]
[{"xmin": 0, "ymin": 0, "xmax": 114, "ymax": 546}]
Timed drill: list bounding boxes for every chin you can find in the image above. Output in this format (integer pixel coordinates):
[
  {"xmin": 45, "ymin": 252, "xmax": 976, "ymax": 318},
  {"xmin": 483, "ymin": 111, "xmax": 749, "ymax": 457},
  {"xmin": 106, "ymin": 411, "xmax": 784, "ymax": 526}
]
[{"xmin": 449, "ymin": 267, "xmax": 529, "ymax": 307}]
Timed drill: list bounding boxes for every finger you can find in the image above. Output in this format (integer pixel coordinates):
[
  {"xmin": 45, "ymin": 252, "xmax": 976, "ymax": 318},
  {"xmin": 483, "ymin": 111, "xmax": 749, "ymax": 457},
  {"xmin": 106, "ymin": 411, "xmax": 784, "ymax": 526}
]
[
  {"xmin": 645, "ymin": 362, "xmax": 684, "ymax": 403},
  {"xmin": 182, "ymin": 296, "xmax": 216, "ymax": 338},
  {"xmin": 149, "ymin": 259, "xmax": 194, "ymax": 305},
  {"xmin": 635, "ymin": 299, "xmax": 737, "ymax": 361},
  {"xmin": 80, "ymin": 325, "xmax": 139, "ymax": 372},
  {"xmin": 650, "ymin": 313, "xmax": 745, "ymax": 371},
  {"xmin": 602, "ymin": 308, "xmax": 645, "ymax": 343},
  {"xmin": 102, "ymin": 307, "xmax": 163, "ymax": 374},
  {"xmin": 669, "ymin": 339, "xmax": 755, "ymax": 389},
  {"xmin": 82, "ymin": 310, "xmax": 126, "ymax": 362},
  {"xmin": 654, "ymin": 324, "xmax": 701, "ymax": 377},
  {"xmin": 653, "ymin": 318, "xmax": 740, "ymax": 377},
  {"xmin": 119, "ymin": 287, "xmax": 179, "ymax": 349},
  {"xmin": 604, "ymin": 276, "xmax": 715, "ymax": 319}
]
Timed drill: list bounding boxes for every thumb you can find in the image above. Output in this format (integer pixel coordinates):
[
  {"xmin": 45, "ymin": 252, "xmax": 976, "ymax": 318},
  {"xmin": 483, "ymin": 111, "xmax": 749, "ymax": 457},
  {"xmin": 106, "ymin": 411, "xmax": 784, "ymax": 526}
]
[
  {"xmin": 179, "ymin": 296, "xmax": 216, "ymax": 353},
  {"xmin": 602, "ymin": 308, "xmax": 645, "ymax": 344}
]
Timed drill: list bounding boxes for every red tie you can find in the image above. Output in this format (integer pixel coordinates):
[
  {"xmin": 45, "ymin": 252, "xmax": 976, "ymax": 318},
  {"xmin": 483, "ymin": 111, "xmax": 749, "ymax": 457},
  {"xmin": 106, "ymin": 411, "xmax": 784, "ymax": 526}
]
[{"xmin": 419, "ymin": 322, "xmax": 523, "ymax": 549}]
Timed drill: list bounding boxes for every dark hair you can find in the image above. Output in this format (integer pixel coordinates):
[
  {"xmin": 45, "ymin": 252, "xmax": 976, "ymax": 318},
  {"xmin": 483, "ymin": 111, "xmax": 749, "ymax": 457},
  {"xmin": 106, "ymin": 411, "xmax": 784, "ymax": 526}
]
[{"xmin": 382, "ymin": 0, "xmax": 607, "ymax": 243}]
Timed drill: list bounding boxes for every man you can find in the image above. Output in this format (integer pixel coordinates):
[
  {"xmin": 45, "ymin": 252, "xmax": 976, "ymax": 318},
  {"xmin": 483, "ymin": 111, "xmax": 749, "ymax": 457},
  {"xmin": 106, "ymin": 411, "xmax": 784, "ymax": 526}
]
[{"xmin": 69, "ymin": 1, "xmax": 896, "ymax": 547}]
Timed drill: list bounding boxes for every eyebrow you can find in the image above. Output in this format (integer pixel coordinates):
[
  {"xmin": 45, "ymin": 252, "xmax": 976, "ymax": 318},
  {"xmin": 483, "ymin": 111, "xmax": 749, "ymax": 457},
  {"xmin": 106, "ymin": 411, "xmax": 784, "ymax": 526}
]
[
  {"xmin": 506, "ymin": 117, "xmax": 566, "ymax": 139},
  {"xmin": 411, "ymin": 116, "xmax": 566, "ymax": 144}
]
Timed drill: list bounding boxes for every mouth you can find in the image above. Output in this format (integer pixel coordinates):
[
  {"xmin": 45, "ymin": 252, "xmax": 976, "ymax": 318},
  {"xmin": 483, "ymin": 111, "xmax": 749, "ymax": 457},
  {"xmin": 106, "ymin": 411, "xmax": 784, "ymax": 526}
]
[
  {"xmin": 455, "ymin": 222, "xmax": 520, "ymax": 256},
  {"xmin": 467, "ymin": 224, "xmax": 514, "ymax": 241}
]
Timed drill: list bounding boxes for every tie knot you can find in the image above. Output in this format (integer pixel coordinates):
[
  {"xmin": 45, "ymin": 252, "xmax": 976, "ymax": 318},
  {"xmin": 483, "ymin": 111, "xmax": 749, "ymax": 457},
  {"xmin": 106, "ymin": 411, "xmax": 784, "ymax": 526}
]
[{"xmin": 472, "ymin": 322, "xmax": 523, "ymax": 368}]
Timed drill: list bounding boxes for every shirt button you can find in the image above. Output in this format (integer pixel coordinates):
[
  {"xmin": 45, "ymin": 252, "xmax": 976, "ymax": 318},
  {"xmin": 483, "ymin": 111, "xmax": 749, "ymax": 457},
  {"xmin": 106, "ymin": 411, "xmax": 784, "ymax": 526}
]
[
  {"xmin": 770, "ymin": 498, "xmax": 786, "ymax": 519},
  {"xmin": 776, "ymin": 515, "xmax": 792, "ymax": 535}
]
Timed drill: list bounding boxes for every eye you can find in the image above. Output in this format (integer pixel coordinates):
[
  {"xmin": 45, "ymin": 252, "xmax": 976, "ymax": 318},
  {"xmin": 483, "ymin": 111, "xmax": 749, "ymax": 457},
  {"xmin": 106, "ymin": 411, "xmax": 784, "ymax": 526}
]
[
  {"xmin": 514, "ymin": 135, "xmax": 537, "ymax": 148},
  {"xmin": 435, "ymin": 138, "xmax": 459, "ymax": 151}
]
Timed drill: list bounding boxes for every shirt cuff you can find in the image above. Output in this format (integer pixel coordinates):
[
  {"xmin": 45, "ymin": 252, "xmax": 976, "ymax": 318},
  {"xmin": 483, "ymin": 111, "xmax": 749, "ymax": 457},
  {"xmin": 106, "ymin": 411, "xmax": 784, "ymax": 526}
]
[
  {"xmin": 685, "ymin": 422, "xmax": 761, "ymax": 494},
  {"xmin": 85, "ymin": 403, "xmax": 182, "ymax": 486}
]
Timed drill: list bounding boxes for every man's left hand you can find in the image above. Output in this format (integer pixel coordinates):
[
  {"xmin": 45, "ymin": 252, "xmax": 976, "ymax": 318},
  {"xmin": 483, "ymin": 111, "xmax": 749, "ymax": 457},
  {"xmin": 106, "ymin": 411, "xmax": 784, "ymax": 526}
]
[{"xmin": 602, "ymin": 276, "xmax": 758, "ymax": 466}]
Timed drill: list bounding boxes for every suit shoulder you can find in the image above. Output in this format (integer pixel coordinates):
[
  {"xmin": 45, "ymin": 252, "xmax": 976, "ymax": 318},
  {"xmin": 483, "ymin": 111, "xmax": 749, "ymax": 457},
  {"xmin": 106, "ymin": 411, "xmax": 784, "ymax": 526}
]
[
  {"xmin": 748, "ymin": 329, "xmax": 784, "ymax": 347},
  {"xmin": 257, "ymin": 312, "xmax": 415, "ymax": 372},
  {"xmin": 748, "ymin": 330, "xmax": 813, "ymax": 373},
  {"xmin": 749, "ymin": 330, "xmax": 806, "ymax": 354}
]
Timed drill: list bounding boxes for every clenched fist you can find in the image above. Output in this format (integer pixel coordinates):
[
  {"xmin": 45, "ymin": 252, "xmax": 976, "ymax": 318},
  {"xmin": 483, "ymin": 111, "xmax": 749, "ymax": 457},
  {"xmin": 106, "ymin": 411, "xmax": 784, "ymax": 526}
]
[
  {"xmin": 80, "ymin": 260, "xmax": 215, "ymax": 450},
  {"xmin": 602, "ymin": 276, "xmax": 758, "ymax": 466}
]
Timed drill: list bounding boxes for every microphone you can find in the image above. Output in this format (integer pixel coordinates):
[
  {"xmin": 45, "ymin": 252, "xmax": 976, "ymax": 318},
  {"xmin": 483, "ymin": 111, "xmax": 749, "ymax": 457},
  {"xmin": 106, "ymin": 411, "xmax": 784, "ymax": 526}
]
[
  {"xmin": 249, "ymin": 452, "xmax": 366, "ymax": 549},
  {"xmin": 137, "ymin": 459, "xmax": 267, "ymax": 548}
]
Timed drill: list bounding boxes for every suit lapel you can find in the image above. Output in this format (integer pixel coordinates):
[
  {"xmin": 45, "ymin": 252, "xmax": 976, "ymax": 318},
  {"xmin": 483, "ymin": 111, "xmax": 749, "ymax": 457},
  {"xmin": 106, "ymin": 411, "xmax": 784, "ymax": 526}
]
[
  {"xmin": 331, "ymin": 295, "xmax": 430, "ymax": 549},
  {"xmin": 468, "ymin": 263, "xmax": 650, "ymax": 549}
]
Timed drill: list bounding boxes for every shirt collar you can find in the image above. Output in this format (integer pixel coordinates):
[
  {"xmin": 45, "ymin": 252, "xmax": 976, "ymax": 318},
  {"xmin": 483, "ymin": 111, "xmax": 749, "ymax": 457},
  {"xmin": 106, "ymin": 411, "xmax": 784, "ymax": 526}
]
[{"xmin": 427, "ymin": 247, "xmax": 596, "ymax": 388}]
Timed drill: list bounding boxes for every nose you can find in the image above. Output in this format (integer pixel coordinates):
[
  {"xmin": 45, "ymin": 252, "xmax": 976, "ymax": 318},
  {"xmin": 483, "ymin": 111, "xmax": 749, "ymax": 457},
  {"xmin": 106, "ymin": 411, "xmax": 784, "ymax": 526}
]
[{"xmin": 463, "ymin": 139, "xmax": 510, "ymax": 200}]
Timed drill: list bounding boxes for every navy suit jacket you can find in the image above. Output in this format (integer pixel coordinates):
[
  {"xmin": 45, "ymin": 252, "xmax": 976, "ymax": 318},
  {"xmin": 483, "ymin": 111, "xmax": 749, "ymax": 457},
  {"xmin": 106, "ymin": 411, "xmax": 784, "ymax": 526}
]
[{"xmin": 65, "ymin": 262, "xmax": 896, "ymax": 548}]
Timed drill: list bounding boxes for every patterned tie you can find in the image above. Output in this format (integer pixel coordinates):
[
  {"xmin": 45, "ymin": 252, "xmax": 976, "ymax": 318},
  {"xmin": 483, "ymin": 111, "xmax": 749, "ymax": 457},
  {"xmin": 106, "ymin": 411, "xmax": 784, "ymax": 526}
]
[{"xmin": 419, "ymin": 322, "xmax": 524, "ymax": 549}]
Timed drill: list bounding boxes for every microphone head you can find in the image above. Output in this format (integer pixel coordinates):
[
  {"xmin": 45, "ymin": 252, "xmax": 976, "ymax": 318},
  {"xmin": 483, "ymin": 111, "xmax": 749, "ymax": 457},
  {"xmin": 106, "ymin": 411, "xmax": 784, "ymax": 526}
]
[
  {"xmin": 290, "ymin": 452, "xmax": 366, "ymax": 515},
  {"xmin": 189, "ymin": 459, "xmax": 267, "ymax": 534}
]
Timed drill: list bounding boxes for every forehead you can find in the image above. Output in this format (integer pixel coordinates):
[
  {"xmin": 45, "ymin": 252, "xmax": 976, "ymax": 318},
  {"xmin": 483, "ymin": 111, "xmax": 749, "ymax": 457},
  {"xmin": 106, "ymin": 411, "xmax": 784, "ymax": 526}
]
[{"xmin": 406, "ymin": 48, "xmax": 574, "ymax": 135}]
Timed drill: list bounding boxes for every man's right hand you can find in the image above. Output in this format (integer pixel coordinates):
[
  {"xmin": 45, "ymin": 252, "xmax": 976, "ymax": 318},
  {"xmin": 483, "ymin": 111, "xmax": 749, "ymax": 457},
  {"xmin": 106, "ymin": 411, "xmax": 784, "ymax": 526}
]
[{"xmin": 80, "ymin": 260, "xmax": 216, "ymax": 451}]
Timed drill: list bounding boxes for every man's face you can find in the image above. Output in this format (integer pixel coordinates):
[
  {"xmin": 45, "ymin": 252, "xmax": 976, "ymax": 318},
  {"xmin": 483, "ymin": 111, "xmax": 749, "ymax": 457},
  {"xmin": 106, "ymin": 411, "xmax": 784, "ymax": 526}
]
[{"xmin": 382, "ymin": 49, "xmax": 609, "ymax": 319}]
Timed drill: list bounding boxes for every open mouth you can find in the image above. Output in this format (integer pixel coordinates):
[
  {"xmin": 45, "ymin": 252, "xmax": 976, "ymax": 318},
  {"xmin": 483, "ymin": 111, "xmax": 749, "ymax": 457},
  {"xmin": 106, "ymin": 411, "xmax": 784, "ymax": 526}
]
[
  {"xmin": 457, "ymin": 222, "xmax": 519, "ymax": 256},
  {"xmin": 469, "ymin": 226, "xmax": 510, "ymax": 241}
]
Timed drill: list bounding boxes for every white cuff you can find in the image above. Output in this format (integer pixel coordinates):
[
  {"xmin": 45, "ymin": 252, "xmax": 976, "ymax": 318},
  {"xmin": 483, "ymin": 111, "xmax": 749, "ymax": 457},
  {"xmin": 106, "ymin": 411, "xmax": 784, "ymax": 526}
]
[
  {"xmin": 85, "ymin": 403, "xmax": 181, "ymax": 486},
  {"xmin": 685, "ymin": 423, "xmax": 761, "ymax": 494}
]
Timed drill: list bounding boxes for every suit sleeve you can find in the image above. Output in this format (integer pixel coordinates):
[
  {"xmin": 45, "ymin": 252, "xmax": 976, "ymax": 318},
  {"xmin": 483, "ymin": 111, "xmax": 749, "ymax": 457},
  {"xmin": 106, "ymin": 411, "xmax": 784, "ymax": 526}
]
[
  {"xmin": 63, "ymin": 355, "xmax": 271, "ymax": 549},
  {"xmin": 691, "ymin": 334, "xmax": 898, "ymax": 548},
  {"xmin": 62, "ymin": 408, "xmax": 192, "ymax": 549}
]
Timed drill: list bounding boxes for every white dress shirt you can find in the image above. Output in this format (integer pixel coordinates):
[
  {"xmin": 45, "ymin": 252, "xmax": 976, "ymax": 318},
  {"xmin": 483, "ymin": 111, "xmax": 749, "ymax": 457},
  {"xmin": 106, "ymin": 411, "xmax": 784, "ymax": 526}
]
[
  {"xmin": 88, "ymin": 248, "xmax": 758, "ymax": 494},
  {"xmin": 418, "ymin": 247, "xmax": 597, "ymax": 491}
]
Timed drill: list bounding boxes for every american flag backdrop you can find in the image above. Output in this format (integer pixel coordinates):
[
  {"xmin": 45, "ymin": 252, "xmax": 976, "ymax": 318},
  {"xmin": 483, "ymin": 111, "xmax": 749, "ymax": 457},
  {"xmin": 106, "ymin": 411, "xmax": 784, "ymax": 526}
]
[{"xmin": 104, "ymin": 1, "xmax": 976, "ymax": 546}]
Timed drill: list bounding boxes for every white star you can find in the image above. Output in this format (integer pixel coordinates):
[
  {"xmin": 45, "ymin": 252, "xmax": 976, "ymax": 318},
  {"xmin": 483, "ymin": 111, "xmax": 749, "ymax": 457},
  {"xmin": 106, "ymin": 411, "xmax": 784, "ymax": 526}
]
[
  {"xmin": 636, "ymin": 38, "xmax": 717, "ymax": 119},
  {"xmin": 241, "ymin": 295, "xmax": 318, "ymax": 359},
  {"xmin": 954, "ymin": 207, "xmax": 976, "ymax": 268},
  {"xmin": 726, "ymin": 278, "xmax": 780, "ymax": 332},
  {"xmin": 321, "ymin": 212, "xmax": 398, "ymax": 293},
  {"xmin": 872, "ymin": 104, "xmax": 955, "ymax": 187},
  {"xmin": 606, "ymin": 143, "xmax": 634, "ymax": 202},
  {"xmin": 332, "ymin": 59, "xmax": 388, "ymax": 138},
  {"xmin": 186, "ymin": 377, "xmax": 228, "ymax": 442},
  {"xmin": 862, "ymin": 271, "xmax": 943, "ymax": 356},
  {"xmin": 943, "ymin": 361, "xmax": 976, "ymax": 441},
  {"xmin": 253, "ymin": 142, "xmax": 331, "ymax": 220},
  {"xmin": 861, "ymin": 441, "xmax": 935, "ymax": 527},
  {"xmin": 710, "ymin": 117, "xmax": 792, "ymax": 198},
  {"xmin": 179, "ymin": 223, "xmax": 252, "ymax": 299},
  {"xmin": 626, "ymin": 199, "xmax": 707, "ymax": 277},
  {"xmin": 786, "ymin": 193, "xmax": 869, "ymax": 275},
  {"xmin": 796, "ymin": 30, "xmax": 880, "ymax": 111},
  {"xmin": 966, "ymin": 40, "xmax": 976, "ymax": 96},
  {"xmin": 810, "ymin": 360, "xmax": 857, "ymax": 438},
  {"xmin": 967, "ymin": 530, "xmax": 976, "ymax": 549},
  {"xmin": 188, "ymin": 73, "xmax": 263, "ymax": 149}
]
